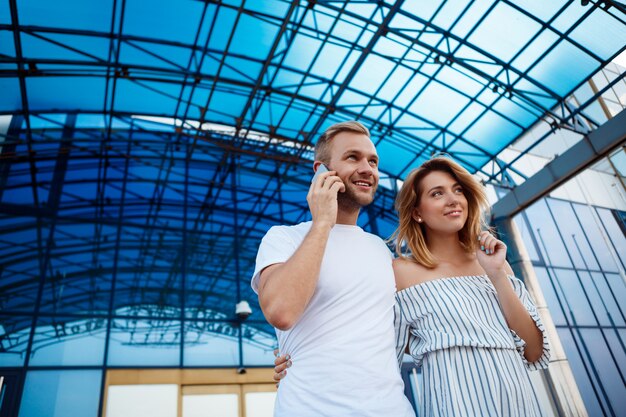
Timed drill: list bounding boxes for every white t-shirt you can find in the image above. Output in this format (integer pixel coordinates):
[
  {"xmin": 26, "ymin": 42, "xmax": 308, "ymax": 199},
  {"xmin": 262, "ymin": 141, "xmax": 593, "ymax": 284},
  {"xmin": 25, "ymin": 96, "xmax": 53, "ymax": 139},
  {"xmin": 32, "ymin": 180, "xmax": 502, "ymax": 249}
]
[{"xmin": 252, "ymin": 221, "xmax": 415, "ymax": 417}]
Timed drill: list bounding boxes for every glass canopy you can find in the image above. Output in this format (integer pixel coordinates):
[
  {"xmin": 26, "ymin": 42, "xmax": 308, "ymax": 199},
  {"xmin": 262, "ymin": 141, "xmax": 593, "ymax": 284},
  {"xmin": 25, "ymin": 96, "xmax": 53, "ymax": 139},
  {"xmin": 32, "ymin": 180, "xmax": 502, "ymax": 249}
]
[{"xmin": 1, "ymin": 0, "xmax": 625, "ymax": 353}]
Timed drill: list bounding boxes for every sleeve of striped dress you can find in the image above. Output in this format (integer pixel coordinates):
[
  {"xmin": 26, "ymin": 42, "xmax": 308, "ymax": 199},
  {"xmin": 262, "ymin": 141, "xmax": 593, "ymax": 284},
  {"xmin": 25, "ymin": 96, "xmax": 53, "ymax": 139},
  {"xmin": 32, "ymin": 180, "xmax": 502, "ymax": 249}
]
[
  {"xmin": 508, "ymin": 275, "xmax": 551, "ymax": 370},
  {"xmin": 393, "ymin": 297, "xmax": 410, "ymax": 369}
]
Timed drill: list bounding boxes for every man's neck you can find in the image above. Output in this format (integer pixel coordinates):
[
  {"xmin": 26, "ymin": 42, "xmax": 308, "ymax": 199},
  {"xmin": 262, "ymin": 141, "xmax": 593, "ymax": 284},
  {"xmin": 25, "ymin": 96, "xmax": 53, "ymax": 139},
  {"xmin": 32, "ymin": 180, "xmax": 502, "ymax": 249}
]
[{"xmin": 335, "ymin": 207, "xmax": 360, "ymax": 226}]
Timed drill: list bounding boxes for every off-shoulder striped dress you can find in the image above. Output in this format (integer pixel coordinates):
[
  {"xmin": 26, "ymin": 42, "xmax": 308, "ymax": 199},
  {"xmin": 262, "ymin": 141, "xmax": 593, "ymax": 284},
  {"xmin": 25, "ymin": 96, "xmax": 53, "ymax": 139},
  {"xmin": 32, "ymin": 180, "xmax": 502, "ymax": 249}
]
[{"xmin": 394, "ymin": 275, "xmax": 551, "ymax": 417}]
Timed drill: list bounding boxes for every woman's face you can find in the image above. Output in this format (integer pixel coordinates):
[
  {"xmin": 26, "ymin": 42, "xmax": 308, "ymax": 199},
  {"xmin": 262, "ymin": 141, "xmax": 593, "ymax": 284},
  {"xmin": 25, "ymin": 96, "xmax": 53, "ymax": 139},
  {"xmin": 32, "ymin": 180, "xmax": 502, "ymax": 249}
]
[{"xmin": 414, "ymin": 170, "xmax": 468, "ymax": 236}]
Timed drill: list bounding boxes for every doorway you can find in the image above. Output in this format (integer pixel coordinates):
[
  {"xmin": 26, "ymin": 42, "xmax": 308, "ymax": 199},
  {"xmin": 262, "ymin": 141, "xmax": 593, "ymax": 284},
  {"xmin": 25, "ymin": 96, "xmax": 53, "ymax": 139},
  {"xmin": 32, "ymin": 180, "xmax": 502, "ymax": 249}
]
[
  {"xmin": 0, "ymin": 370, "xmax": 23, "ymax": 417},
  {"xmin": 182, "ymin": 383, "xmax": 275, "ymax": 417},
  {"xmin": 103, "ymin": 368, "xmax": 276, "ymax": 417}
]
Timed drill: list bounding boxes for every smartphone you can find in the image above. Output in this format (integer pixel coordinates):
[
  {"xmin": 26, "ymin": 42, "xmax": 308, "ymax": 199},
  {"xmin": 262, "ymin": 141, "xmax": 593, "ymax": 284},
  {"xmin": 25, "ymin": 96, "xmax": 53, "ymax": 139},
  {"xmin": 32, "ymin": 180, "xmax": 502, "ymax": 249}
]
[{"xmin": 311, "ymin": 164, "xmax": 329, "ymax": 183}]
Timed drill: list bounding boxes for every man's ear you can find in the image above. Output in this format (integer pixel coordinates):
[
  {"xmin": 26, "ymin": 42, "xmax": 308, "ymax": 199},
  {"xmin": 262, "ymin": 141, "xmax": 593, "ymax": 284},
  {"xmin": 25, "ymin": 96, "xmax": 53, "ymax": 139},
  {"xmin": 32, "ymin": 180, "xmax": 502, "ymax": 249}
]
[{"xmin": 313, "ymin": 161, "xmax": 323, "ymax": 172}]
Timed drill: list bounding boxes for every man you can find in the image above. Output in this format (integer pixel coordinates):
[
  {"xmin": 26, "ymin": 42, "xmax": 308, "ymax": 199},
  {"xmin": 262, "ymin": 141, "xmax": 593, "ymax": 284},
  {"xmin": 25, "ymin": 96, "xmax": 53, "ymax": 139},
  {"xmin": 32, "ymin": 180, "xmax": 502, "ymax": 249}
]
[{"xmin": 251, "ymin": 121, "xmax": 415, "ymax": 416}]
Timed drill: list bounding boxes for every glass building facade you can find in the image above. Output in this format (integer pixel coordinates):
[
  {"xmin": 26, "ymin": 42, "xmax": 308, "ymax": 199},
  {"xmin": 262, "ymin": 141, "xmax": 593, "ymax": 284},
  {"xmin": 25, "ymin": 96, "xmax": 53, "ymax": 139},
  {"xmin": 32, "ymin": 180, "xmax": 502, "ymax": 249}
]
[
  {"xmin": 514, "ymin": 197, "xmax": 626, "ymax": 417},
  {"xmin": 2, "ymin": 123, "xmax": 624, "ymax": 417},
  {"xmin": 1, "ymin": 1, "xmax": 626, "ymax": 416}
]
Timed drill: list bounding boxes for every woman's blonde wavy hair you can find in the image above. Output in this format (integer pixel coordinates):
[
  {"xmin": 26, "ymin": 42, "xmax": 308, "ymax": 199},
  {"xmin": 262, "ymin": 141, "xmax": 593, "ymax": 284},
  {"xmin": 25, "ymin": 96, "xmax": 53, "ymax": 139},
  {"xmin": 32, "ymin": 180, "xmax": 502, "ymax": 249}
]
[{"xmin": 390, "ymin": 156, "xmax": 490, "ymax": 268}]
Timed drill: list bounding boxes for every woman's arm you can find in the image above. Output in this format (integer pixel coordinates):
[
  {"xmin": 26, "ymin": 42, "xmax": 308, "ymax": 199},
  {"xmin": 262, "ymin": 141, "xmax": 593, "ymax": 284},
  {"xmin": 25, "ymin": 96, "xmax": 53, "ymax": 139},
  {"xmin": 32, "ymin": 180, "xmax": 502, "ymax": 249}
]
[{"xmin": 478, "ymin": 232, "xmax": 544, "ymax": 362}]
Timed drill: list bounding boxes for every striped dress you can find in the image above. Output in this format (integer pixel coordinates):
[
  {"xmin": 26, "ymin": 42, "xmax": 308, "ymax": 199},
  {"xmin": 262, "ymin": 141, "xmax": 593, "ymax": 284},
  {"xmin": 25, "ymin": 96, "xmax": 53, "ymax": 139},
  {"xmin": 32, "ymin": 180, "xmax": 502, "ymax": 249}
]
[{"xmin": 394, "ymin": 275, "xmax": 551, "ymax": 417}]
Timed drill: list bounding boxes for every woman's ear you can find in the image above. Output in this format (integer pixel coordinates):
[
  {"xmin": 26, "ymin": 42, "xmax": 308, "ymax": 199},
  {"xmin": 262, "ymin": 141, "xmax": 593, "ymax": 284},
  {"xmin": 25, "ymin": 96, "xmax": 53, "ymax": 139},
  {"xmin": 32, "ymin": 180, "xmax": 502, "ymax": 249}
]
[{"xmin": 412, "ymin": 208, "xmax": 422, "ymax": 223}]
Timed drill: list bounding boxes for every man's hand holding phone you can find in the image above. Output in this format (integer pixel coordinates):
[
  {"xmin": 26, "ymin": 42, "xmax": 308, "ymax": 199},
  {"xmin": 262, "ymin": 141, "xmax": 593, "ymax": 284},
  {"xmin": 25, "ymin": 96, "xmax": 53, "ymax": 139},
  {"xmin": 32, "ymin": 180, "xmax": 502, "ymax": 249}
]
[
  {"xmin": 307, "ymin": 164, "xmax": 345, "ymax": 228},
  {"xmin": 311, "ymin": 163, "xmax": 329, "ymax": 184}
]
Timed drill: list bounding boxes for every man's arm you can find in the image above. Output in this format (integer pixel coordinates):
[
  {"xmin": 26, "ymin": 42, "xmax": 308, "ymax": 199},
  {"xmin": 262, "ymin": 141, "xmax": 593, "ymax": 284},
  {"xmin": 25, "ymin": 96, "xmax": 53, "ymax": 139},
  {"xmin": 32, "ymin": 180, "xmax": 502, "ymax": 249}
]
[
  {"xmin": 258, "ymin": 224, "xmax": 331, "ymax": 330},
  {"xmin": 257, "ymin": 170, "xmax": 344, "ymax": 331}
]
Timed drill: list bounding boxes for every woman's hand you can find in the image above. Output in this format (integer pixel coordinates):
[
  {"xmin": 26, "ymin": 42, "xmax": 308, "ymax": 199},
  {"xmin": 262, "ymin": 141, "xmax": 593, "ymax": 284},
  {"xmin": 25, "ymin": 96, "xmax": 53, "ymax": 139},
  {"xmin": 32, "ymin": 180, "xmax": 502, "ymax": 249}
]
[
  {"xmin": 273, "ymin": 350, "xmax": 292, "ymax": 388},
  {"xmin": 476, "ymin": 231, "xmax": 507, "ymax": 279}
]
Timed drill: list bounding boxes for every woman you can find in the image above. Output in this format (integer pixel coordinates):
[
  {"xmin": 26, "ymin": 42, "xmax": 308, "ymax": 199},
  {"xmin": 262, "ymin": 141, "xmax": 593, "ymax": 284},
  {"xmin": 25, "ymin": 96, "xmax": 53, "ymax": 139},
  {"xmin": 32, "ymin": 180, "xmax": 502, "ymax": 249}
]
[
  {"xmin": 390, "ymin": 156, "xmax": 549, "ymax": 416},
  {"xmin": 275, "ymin": 156, "xmax": 550, "ymax": 416}
]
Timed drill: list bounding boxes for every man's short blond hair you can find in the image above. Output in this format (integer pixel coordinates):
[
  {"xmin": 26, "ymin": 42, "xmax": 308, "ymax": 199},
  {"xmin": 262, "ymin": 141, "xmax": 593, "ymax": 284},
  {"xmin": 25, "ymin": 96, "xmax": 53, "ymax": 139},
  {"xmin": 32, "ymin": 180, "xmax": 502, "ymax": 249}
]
[{"xmin": 314, "ymin": 121, "xmax": 370, "ymax": 164}]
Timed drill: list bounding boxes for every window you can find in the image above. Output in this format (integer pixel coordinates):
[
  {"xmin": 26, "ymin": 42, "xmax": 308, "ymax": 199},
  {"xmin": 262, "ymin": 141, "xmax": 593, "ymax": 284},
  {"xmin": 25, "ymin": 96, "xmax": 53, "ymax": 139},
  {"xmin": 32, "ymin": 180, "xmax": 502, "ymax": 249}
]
[{"xmin": 104, "ymin": 369, "xmax": 276, "ymax": 417}]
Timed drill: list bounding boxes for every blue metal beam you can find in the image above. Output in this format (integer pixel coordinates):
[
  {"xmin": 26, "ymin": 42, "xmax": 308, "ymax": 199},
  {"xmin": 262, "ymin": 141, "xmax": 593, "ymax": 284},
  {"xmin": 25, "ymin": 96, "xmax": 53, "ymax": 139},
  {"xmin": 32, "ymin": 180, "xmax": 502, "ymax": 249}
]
[{"xmin": 492, "ymin": 108, "xmax": 626, "ymax": 220}]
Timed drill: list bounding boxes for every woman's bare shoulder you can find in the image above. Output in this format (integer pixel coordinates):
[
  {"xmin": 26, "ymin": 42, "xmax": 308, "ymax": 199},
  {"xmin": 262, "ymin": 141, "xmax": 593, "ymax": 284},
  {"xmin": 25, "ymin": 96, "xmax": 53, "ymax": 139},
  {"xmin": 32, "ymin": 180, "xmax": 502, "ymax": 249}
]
[{"xmin": 392, "ymin": 257, "xmax": 437, "ymax": 291}]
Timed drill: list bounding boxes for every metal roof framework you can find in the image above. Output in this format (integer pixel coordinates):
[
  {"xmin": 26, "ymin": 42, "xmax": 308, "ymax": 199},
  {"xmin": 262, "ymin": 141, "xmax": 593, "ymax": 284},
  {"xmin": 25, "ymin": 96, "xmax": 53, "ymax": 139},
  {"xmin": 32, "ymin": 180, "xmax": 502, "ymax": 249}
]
[{"xmin": 1, "ymin": 0, "xmax": 625, "ymax": 357}]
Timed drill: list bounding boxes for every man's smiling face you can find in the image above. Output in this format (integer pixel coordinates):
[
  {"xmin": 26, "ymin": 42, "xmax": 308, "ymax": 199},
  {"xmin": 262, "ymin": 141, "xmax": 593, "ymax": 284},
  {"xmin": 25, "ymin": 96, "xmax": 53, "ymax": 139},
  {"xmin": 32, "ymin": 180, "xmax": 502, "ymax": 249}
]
[{"xmin": 326, "ymin": 131, "xmax": 379, "ymax": 209}]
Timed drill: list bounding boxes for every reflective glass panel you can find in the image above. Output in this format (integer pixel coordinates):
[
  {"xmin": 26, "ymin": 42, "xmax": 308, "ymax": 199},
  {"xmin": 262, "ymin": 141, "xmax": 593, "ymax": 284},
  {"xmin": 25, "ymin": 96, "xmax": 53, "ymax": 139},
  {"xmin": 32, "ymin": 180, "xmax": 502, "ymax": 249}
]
[
  {"xmin": 547, "ymin": 199, "xmax": 597, "ymax": 270},
  {"xmin": 589, "ymin": 272, "xmax": 625, "ymax": 327},
  {"xmin": 573, "ymin": 204, "xmax": 620, "ymax": 272},
  {"xmin": 28, "ymin": 316, "xmax": 106, "ymax": 366},
  {"xmin": 106, "ymin": 384, "xmax": 177, "ymax": 417},
  {"xmin": 467, "ymin": 2, "xmax": 541, "ymax": 63},
  {"xmin": 245, "ymin": 391, "xmax": 276, "ymax": 417},
  {"xmin": 532, "ymin": 267, "xmax": 566, "ymax": 326},
  {"xmin": 183, "ymin": 321, "xmax": 239, "ymax": 367},
  {"xmin": 525, "ymin": 200, "xmax": 572, "ymax": 267},
  {"xmin": 512, "ymin": 212, "xmax": 541, "ymax": 262},
  {"xmin": 554, "ymin": 268, "xmax": 596, "ymax": 326},
  {"xmin": 242, "ymin": 323, "xmax": 277, "ymax": 366},
  {"xmin": 0, "ymin": 315, "xmax": 31, "ymax": 367},
  {"xmin": 18, "ymin": 370, "xmax": 102, "ymax": 417},
  {"xmin": 0, "ymin": 216, "xmax": 40, "ymax": 313},
  {"xmin": 107, "ymin": 318, "xmax": 180, "ymax": 366},
  {"xmin": 557, "ymin": 328, "xmax": 606, "ymax": 416},
  {"xmin": 580, "ymin": 328, "xmax": 626, "ymax": 415},
  {"xmin": 182, "ymin": 393, "xmax": 237, "ymax": 417}
]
